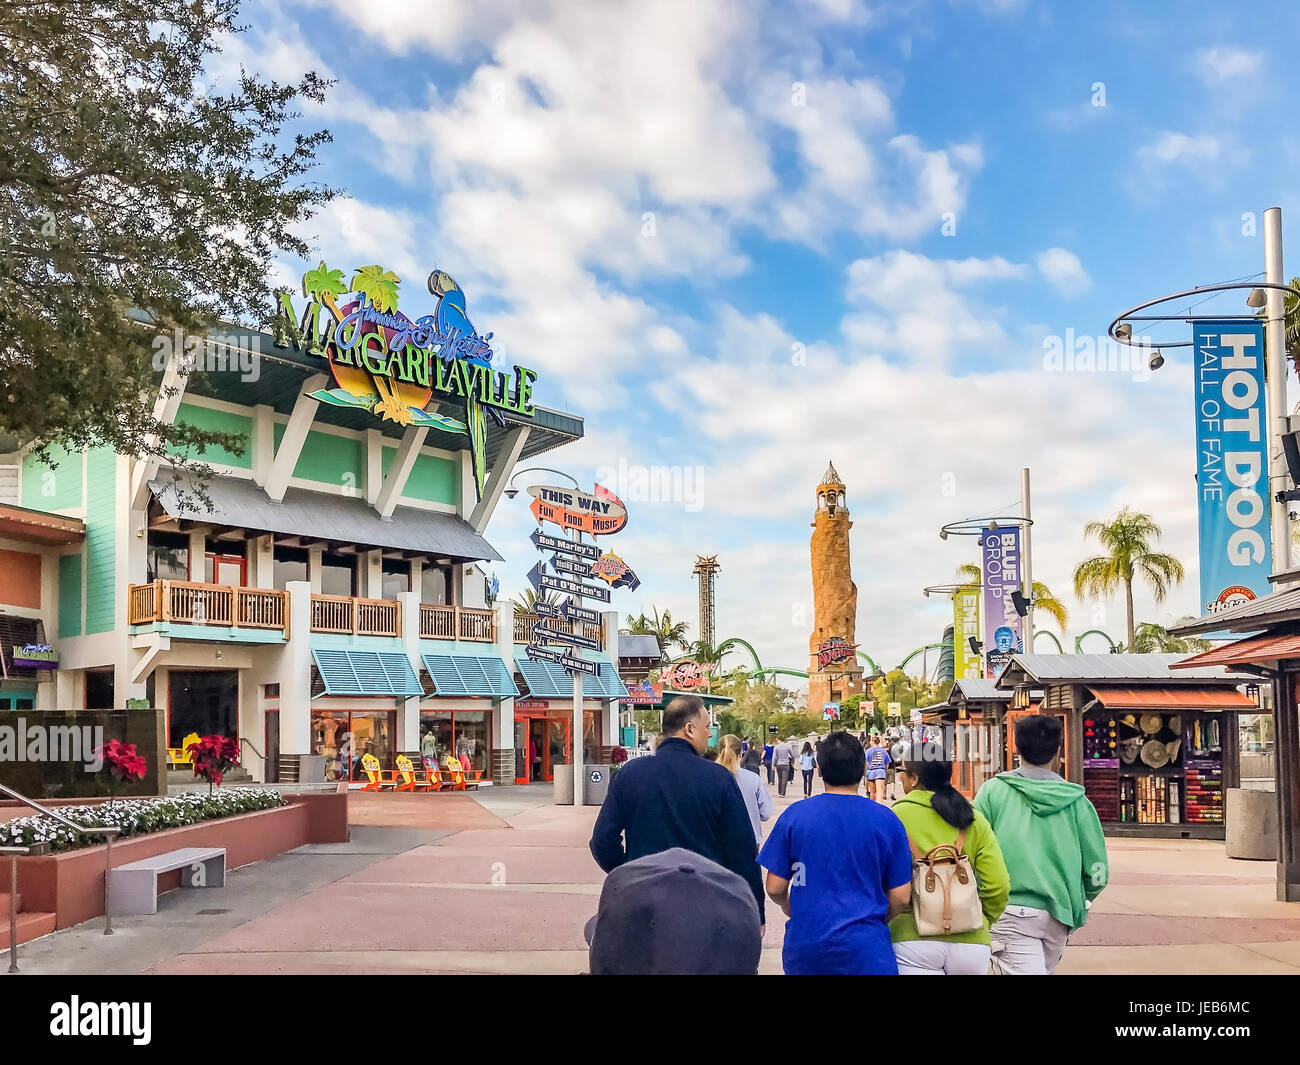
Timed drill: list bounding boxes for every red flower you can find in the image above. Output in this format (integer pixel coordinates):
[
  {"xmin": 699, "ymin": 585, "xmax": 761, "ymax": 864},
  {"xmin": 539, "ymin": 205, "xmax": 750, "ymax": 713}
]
[{"xmin": 96, "ymin": 740, "xmax": 148, "ymax": 783}]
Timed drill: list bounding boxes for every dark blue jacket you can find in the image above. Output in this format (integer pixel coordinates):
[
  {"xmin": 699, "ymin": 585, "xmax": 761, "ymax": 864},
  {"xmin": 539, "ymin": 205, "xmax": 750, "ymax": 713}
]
[{"xmin": 590, "ymin": 738, "xmax": 765, "ymax": 921}]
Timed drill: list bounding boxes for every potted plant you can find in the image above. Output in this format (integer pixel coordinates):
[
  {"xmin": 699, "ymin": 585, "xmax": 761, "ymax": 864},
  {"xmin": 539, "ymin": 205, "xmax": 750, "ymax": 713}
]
[{"xmin": 187, "ymin": 734, "xmax": 241, "ymax": 795}]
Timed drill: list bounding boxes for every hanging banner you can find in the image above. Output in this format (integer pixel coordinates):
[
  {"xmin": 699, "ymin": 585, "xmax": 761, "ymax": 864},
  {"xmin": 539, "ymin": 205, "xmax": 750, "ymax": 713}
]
[
  {"xmin": 952, "ymin": 587, "xmax": 982, "ymax": 680},
  {"xmin": 981, "ymin": 526, "xmax": 1022, "ymax": 679},
  {"xmin": 1194, "ymin": 319, "xmax": 1272, "ymax": 616}
]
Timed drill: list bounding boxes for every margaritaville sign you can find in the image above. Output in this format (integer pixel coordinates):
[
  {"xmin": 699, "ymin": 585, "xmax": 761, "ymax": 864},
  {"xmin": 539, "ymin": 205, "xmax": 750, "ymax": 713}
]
[{"xmin": 274, "ymin": 264, "xmax": 538, "ymax": 497}]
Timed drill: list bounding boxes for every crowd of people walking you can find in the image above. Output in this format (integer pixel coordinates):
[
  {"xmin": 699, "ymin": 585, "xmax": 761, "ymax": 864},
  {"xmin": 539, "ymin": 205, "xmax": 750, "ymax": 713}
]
[{"xmin": 587, "ymin": 695, "xmax": 1109, "ymax": 976}]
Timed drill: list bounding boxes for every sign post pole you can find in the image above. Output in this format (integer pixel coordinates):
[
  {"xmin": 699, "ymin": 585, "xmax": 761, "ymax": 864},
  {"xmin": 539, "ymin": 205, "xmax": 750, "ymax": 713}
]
[
  {"xmin": 1264, "ymin": 207, "xmax": 1292, "ymax": 579},
  {"xmin": 570, "ymin": 525, "xmax": 585, "ymax": 808}
]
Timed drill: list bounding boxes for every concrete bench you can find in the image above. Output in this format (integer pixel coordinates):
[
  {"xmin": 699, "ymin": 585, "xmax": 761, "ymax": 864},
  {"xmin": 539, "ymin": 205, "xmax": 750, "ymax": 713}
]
[{"xmin": 109, "ymin": 847, "xmax": 227, "ymax": 916}]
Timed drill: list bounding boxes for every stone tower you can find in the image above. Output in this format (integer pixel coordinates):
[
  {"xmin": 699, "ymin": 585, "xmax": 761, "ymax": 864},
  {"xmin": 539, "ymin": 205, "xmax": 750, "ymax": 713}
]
[{"xmin": 808, "ymin": 461, "xmax": 865, "ymax": 714}]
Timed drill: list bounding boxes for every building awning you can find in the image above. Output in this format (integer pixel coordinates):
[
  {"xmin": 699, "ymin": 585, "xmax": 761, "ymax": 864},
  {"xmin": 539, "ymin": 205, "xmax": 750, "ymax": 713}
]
[
  {"xmin": 1089, "ymin": 686, "xmax": 1258, "ymax": 711},
  {"xmin": 515, "ymin": 657, "xmax": 629, "ymax": 700},
  {"xmin": 422, "ymin": 653, "xmax": 518, "ymax": 698},
  {"xmin": 0, "ymin": 503, "xmax": 85, "ymax": 546},
  {"xmin": 150, "ymin": 473, "xmax": 502, "ymax": 563},
  {"xmin": 1172, "ymin": 633, "xmax": 1300, "ymax": 671},
  {"xmin": 311, "ymin": 649, "xmax": 423, "ymax": 697}
]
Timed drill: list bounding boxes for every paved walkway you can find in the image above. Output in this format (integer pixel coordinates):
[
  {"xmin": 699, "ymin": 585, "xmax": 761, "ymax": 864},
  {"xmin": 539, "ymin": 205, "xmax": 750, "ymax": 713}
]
[{"xmin": 5, "ymin": 773, "xmax": 1297, "ymax": 974}]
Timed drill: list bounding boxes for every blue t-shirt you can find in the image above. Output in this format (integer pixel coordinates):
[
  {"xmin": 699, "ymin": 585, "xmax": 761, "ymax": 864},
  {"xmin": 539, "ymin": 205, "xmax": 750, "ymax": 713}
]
[
  {"xmin": 757, "ymin": 794, "xmax": 912, "ymax": 975},
  {"xmin": 865, "ymin": 745, "xmax": 891, "ymax": 780},
  {"xmin": 762, "ymin": 745, "xmax": 774, "ymax": 762}
]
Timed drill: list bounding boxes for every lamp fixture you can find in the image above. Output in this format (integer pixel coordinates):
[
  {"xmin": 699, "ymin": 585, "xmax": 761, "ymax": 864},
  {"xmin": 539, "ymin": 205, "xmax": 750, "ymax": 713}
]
[
  {"xmin": 967, "ymin": 636, "xmax": 982, "ymax": 656},
  {"xmin": 1115, "ymin": 322, "xmax": 1132, "ymax": 340},
  {"xmin": 1149, "ymin": 349, "xmax": 1165, "ymax": 372},
  {"xmin": 1011, "ymin": 685, "xmax": 1030, "ymax": 710},
  {"xmin": 1010, "ymin": 590, "xmax": 1031, "ymax": 617},
  {"xmin": 1247, "ymin": 288, "xmax": 1268, "ymax": 308}
]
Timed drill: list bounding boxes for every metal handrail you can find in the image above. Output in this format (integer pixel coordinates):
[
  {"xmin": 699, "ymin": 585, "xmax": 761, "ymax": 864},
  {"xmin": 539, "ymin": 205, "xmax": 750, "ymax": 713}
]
[
  {"xmin": 3, "ymin": 842, "xmax": 51, "ymax": 973},
  {"xmin": 238, "ymin": 736, "xmax": 265, "ymax": 763},
  {"xmin": 0, "ymin": 781, "xmax": 120, "ymax": 936}
]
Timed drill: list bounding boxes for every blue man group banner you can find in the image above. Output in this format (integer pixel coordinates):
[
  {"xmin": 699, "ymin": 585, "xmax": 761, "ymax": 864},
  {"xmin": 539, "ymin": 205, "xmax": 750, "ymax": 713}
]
[
  {"xmin": 1194, "ymin": 319, "xmax": 1271, "ymax": 616},
  {"xmin": 981, "ymin": 527, "xmax": 1022, "ymax": 679},
  {"xmin": 952, "ymin": 586, "xmax": 982, "ymax": 680}
]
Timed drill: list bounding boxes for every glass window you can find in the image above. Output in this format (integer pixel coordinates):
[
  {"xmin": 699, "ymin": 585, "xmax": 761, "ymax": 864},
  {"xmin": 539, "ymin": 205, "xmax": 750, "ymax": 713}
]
[
  {"xmin": 420, "ymin": 710, "xmax": 453, "ymax": 764},
  {"xmin": 312, "ymin": 711, "xmax": 351, "ymax": 782},
  {"xmin": 312, "ymin": 710, "xmax": 396, "ymax": 781},
  {"xmin": 319, "ymin": 554, "xmax": 355, "ymax": 597},
  {"xmin": 85, "ymin": 669, "xmax": 115, "ymax": 709},
  {"xmin": 147, "ymin": 541, "xmax": 189, "ymax": 581},
  {"xmin": 348, "ymin": 711, "xmax": 395, "ymax": 780},
  {"xmin": 419, "ymin": 709, "xmax": 491, "ymax": 774},
  {"xmin": 421, "ymin": 566, "xmax": 451, "ymax": 605}
]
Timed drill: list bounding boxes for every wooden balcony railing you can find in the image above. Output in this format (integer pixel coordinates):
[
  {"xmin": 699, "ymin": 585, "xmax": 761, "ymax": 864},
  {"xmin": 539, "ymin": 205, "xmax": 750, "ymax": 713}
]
[
  {"xmin": 309, "ymin": 595, "xmax": 401, "ymax": 637},
  {"xmin": 420, "ymin": 605, "xmax": 496, "ymax": 642},
  {"xmin": 128, "ymin": 581, "xmax": 287, "ymax": 632}
]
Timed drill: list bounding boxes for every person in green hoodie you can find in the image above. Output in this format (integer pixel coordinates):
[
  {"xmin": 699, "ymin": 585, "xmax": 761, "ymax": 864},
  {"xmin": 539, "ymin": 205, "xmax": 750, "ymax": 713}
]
[
  {"xmin": 889, "ymin": 741, "xmax": 1010, "ymax": 974},
  {"xmin": 973, "ymin": 714, "xmax": 1109, "ymax": 975}
]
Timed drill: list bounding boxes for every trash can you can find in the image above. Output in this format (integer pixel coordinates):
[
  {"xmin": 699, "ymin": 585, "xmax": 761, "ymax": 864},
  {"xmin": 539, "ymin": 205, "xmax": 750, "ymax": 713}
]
[
  {"xmin": 553, "ymin": 763, "xmax": 574, "ymax": 805},
  {"xmin": 1225, "ymin": 786, "xmax": 1277, "ymax": 860},
  {"xmin": 584, "ymin": 765, "xmax": 611, "ymax": 806}
]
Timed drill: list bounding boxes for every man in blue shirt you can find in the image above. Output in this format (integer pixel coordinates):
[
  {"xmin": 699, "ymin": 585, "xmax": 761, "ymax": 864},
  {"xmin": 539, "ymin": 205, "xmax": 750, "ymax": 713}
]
[
  {"xmin": 590, "ymin": 695, "xmax": 765, "ymax": 928},
  {"xmin": 759, "ymin": 731, "xmax": 911, "ymax": 974}
]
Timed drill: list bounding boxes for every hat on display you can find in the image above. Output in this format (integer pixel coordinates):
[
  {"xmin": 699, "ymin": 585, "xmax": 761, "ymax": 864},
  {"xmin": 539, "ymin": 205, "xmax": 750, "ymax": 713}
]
[
  {"xmin": 1169, "ymin": 716, "xmax": 1181, "ymax": 735},
  {"xmin": 1139, "ymin": 713, "xmax": 1163, "ymax": 735},
  {"xmin": 1119, "ymin": 737, "xmax": 1143, "ymax": 764},
  {"xmin": 1141, "ymin": 739, "xmax": 1170, "ymax": 768},
  {"xmin": 1165, "ymin": 739, "xmax": 1181, "ymax": 762},
  {"xmin": 584, "ymin": 847, "xmax": 761, "ymax": 975},
  {"xmin": 1120, "ymin": 714, "xmax": 1137, "ymax": 728}
]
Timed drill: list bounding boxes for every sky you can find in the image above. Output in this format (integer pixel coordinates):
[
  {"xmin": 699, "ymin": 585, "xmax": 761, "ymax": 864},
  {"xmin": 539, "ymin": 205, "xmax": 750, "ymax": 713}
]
[{"xmin": 217, "ymin": 0, "xmax": 1300, "ymax": 688}]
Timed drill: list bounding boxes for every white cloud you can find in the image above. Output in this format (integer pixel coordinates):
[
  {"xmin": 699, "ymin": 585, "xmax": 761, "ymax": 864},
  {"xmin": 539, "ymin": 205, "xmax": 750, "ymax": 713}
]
[
  {"xmin": 1036, "ymin": 247, "xmax": 1092, "ymax": 297},
  {"xmin": 1196, "ymin": 47, "xmax": 1263, "ymax": 83},
  {"xmin": 1137, "ymin": 131, "xmax": 1222, "ymax": 165}
]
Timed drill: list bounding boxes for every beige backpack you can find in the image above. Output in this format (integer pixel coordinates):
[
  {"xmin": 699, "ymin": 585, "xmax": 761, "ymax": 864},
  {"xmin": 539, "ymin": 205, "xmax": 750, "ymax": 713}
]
[{"xmin": 908, "ymin": 829, "xmax": 983, "ymax": 936}]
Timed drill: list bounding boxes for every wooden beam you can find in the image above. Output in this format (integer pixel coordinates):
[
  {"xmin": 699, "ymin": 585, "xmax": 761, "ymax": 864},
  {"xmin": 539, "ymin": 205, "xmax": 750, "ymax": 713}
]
[
  {"xmin": 470, "ymin": 425, "xmax": 529, "ymax": 533},
  {"xmin": 374, "ymin": 426, "xmax": 428, "ymax": 518},
  {"xmin": 130, "ymin": 352, "xmax": 193, "ymax": 510},
  {"xmin": 264, "ymin": 373, "xmax": 329, "ymax": 502}
]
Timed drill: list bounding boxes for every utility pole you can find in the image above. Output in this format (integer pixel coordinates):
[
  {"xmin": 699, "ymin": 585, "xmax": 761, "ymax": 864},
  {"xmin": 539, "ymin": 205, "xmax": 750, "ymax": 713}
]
[
  {"xmin": 1264, "ymin": 208, "xmax": 1292, "ymax": 581},
  {"xmin": 1021, "ymin": 467, "xmax": 1034, "ymax": 652}
]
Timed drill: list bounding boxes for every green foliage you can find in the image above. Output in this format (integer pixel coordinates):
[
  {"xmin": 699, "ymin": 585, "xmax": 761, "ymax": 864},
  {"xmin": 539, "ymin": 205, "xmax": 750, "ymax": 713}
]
[
  {"xmin": 1119, "ymin": 619, "xmax": 1211, "ymax": 654},
  {"xmin": 633, "ymin": 709, "xmax": 662, "ymax": 736},
  {"xmin": 350, "ymin": 264, "xmax": 401, "ymax": 312},
  {"xmin": 955, "ymin": 563, "xmax": 1069, "ymax": 631},
  {"xmin": 0, "ymin": 0, "xmax": 334, "ymax": 465},
  {"xmin": 1074, "ymin": 508, "xmax": 1185, "ymax": 648},
  {"xmin": 626, "ymin": 607, "xmax": 690, "ymax": 659}
]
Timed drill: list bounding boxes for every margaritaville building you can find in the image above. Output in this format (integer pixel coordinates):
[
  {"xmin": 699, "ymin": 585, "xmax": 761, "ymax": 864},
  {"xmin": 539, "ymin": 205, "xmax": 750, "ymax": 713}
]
[{"xmin": 0, "ymin": 266, "xmax": 626, "ymax": 786}]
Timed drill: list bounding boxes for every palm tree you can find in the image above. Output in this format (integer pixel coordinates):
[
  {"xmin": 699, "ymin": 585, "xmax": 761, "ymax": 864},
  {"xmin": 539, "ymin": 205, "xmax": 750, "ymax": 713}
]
[
  {"xmin": 626, "ymin": 607, "xmax": 690, "ymax": 659},
  {"xmin": 511, "ymin": 588, "xmax": 556, "ymax": 613},
  {"xmin": 954, "ymin": 563, "xmax": 1069, "ymax": 630},
  {"xmin": 1255, "ymin": 275, "xmax": 1300, "ymax": 374},
  {"xmin": 1073, "ymin": 508, "xmax": 1185, "ymax": 651},
  {"xmin": 682, "ymin": 639, "xmax": 726, "ymax": 693},
  {"xmin": 350, "ymin": 265, "xmax": 406, "ymax": 421},
  {"xmin": 1122, "ymin": 620, "xmax": 1211, "ymax": 654}
]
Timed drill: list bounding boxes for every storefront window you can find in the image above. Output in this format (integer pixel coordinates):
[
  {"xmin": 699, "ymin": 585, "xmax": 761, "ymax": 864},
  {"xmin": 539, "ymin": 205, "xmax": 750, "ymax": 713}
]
[
  {"xmin": 419, "ymin": 709, "xmax": 491, "ymax": 774},
  {"xmin": 312, "ymin": 709, "xmax": 396, "ymax": 781}
]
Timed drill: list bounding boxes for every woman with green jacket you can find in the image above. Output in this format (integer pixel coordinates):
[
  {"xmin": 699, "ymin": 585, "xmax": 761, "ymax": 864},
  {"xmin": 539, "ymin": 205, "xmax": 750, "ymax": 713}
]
[{"xmin": 889, "ymin": 742, "xmax": 1010, "ymax": 975}]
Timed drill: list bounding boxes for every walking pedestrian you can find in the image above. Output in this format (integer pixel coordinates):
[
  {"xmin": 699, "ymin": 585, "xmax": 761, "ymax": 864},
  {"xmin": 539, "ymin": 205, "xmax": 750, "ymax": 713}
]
[
  {"xmin": 758, "ymin": 731, "xmax": 912, "ymax": 974},
  {"xmin": 719, "ymin": 734, "xmax": 773, "ymax": 844},
  {"xmin": 798, "ymin": 741, "xmax": 817, "ymax": 798},
  {"xmin": 889, "ymin": 741, "xmax": 1010, "ymax": 975},
  {"xmin": 742, "ymin": 741, "xmax": 763, "ymax": 775},
  {"xmin": 762, "ymin": 738, "xmax": 775, "ymax": 784},
  {"xmin": 973, "ymin": 715, "xmax": 1109, "ymax": 975},
  {"xmin": 772, "ymin": 735, "xmax": 794, "ymax": 796},
  {"xmin": 865, "ymin": 735, "xmax": 891, "ymax": 802},
  {"xmin": 590, "ymin": 695, "xmax": 766, "ymax": 932}
]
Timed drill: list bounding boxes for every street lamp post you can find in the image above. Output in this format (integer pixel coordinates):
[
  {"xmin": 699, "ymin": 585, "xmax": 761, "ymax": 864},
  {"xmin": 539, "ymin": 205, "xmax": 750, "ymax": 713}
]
[{"xmin": 1264, "ymin": 208, "xmax": 1291, "ymax": 578}]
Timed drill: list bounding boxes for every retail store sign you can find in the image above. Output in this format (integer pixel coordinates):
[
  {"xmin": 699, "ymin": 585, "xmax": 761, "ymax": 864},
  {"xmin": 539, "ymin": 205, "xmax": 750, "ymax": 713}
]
[
  {"xmin": 12, "ymin": 644, "xmax": 58, "ymax": 669},
  {"xmin": 660, "ymin": 661, "xmax": 715, "ymax": 690},
  {"xmin": 274, "ymin": 264, "xmax": 537, "ymax": 499},
  {"xmin": 620, "ymin": 680, "xmax": 662, "ymax": 705},
  {"xmin": 1193, "ymin": 319, "xmax": 1271, "ymax": 614}
]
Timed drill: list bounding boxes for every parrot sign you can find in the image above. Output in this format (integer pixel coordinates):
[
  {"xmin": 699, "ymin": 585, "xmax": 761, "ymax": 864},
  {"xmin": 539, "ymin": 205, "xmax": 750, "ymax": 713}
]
[{"xmin": 273, "ymin": 263, "xmax": 538, "ymax": 500}]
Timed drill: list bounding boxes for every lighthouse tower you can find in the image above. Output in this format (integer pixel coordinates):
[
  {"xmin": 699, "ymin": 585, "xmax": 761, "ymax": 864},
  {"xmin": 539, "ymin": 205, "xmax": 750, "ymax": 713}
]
[{"xmin": 808, "ymin": 461, "xmax": 865, "ymax": 713}]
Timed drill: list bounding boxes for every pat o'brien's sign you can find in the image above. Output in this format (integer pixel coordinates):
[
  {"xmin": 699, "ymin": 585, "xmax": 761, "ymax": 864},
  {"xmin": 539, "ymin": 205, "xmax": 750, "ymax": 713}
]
[{"xmin": 274, "ymin": 264, "xmax": 538, "ymax": 498}]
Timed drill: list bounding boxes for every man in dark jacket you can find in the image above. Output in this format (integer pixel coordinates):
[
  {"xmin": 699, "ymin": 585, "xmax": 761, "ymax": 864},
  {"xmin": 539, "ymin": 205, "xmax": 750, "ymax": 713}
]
[{"xmin": 590, "ymin": 695, "xmax": 765, "ymax": 927}]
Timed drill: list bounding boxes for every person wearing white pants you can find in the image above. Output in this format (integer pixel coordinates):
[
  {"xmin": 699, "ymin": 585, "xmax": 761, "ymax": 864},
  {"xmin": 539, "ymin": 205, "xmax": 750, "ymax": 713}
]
[
  {"xmin": 987, "ymin": 904, "xmax": 1071, "ymax": 975},
  {"xmin": 893, "ymin": 940, "xmax": 991, "ymax": 975}
]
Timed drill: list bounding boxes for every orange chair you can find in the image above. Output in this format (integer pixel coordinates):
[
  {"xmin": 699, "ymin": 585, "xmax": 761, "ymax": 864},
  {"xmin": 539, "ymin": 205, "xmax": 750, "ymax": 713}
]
[
  {"xmin": 441, "ymin": 755, "xmax": 469, "ymax": 790},
  {"xmin": 360, "ymin": 752, "xmax": 392, "ymax": 792},
  {"xmin": 421, "ymin": 756, "xmax": 447, "ymax": 792},
  {"xmin": 394, "ymin": 755, "xmax": 419, "ymax": 792}
]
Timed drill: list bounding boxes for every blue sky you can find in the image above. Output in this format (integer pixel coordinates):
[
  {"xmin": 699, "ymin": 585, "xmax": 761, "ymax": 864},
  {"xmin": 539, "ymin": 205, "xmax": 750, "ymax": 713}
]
[{"xmin": 218, "ymin": 0, "xmax": 1300, "ymax": 688}]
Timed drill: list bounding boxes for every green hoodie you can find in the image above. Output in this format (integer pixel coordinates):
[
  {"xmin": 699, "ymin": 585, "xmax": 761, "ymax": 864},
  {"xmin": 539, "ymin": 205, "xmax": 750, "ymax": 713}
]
[
  {"xmin": 972, "ymin": 771, "xmax": 1109, "ymax": 931},
  {"xmin": 888, "ymin": 790, "xmax": 1010, "ymax": 946}
]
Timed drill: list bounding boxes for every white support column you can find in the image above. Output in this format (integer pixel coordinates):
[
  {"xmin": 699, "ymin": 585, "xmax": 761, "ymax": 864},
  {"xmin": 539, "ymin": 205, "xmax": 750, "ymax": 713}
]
[
  {"xmin": 470, "ymin": 425, "xmax": 530, "ymax": 533},
  {"xmin": 1264, "ymin": 207, "xmax": 1293, "ymax": 581},
  {"xmin": 129, "ymin": 349, "xmax": 192, "ymax": 510},
  {"xmin": 188, "ymin": 529, "xmax": 207, "ymax": 582},
  {"xmin": 494, "ymin": 600, "xmax": 516, "ymax": 786},
  {"xmin": 281, "ymin": 581, "xmax": 313, "ymax": 756},
  {"xmin": 410, "ymin": 558, "xmax": 425, "ymax": 600},
  {"xmin": 375, "ymin": 427, "xmax": 427, "ymax": 518},
  {"xmin": 363, "ymin": 549, "xmax": 383, "ymax": 599},
  {"xmin": 603, "ymin": 609, "xmax": 620, "ymax": 748},
  {"xmin": 365, "ymin": 428, "xmax": 384, "ymax": 506},
  {"xmin": 247, "ymin": 534, "xmax": 274, "ymax": 587},
  {"xmin": 251, "ymin": 404, "xmax": 275, "ymax": 487},
  {"xmin": 308, "ymin": 545, "xmax": 324, "ymax": 593},
  {"xmin": 572, "ymin": 670, "xmax": 585, "ymax": 808},
  {"xmin": 264, "ymin": 374, "xmax": 328, "ymax": 503},
  {"xmin": 399, "ymin": 591, "xmax": 422, "ymax": 755}
]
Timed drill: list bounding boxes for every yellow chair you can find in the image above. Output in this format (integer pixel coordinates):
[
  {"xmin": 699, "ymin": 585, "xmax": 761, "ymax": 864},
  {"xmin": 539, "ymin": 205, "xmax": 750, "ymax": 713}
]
[
  {"xmin": 395, "ymin": 754, "xmax": 418, "ymax": 792},
  {"xmin": 360, "ymin": 752, "xmax": 389, "ymax": 791}
]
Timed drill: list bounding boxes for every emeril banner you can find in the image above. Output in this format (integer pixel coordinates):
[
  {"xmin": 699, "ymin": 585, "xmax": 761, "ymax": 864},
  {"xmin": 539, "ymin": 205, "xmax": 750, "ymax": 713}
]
[
  {"xmin": 952, "ymin": 586, "xmax": 982, "ymax": 681},
  {"xmin": 981, "ymin": 527, "xmax": 1022, "ymax": 679},
  {"xmin": 1193, "ymin": 319, "xmax": 1271, "ymax": 616}
]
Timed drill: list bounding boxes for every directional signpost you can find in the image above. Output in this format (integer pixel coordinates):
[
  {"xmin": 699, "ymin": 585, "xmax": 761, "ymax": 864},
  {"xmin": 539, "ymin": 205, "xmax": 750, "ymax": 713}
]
[{"xmin": 523, "ymin": 481, "xmax": 636, "ymax": 808}]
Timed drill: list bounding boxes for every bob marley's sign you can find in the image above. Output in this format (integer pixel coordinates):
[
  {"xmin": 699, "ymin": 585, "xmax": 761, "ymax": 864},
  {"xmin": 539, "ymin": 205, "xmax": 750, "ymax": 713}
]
[{"xmin": 273, "ymin": 264, "xmax": 537, "ymax": 498}]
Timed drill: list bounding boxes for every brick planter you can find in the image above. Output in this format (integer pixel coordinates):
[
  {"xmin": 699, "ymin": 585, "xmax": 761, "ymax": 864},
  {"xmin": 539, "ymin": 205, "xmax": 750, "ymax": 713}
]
[{"xmin": 0, "ymin": 787, "xmax": 348, "ymax": 931}]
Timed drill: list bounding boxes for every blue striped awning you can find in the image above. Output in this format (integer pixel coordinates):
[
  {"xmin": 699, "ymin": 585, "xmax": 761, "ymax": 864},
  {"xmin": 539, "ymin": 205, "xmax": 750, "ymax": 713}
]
[
  {"xmin": 311, "ymin": 649, "xmax": 423, "ymax": 697},
  {"xmin": 515, "ymin": 657, "xmax": 629, "ymax": 700},
  {"xmin": 422, "ymin": 654, "xmax": 519, "ymax": 698}
]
